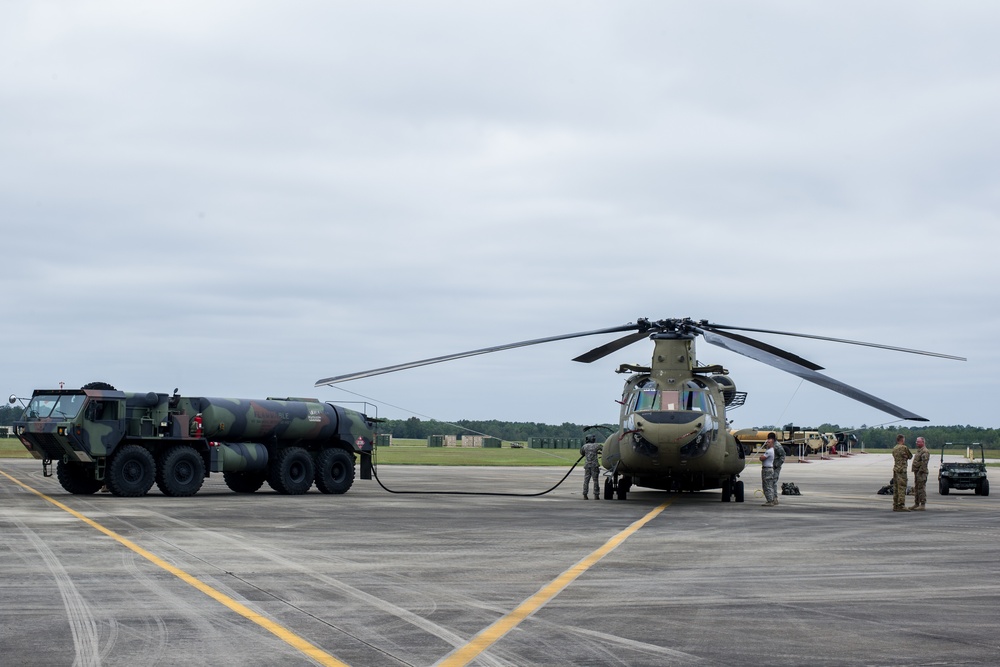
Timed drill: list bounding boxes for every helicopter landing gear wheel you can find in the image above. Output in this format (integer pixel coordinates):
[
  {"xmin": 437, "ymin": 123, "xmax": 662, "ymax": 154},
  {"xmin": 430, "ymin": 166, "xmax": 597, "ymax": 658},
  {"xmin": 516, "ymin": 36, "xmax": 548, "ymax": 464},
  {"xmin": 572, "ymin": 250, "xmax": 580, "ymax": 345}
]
[
  {"xmin": 734, "ymin": 480, "xmax": 745, "ymax": 502},
  {"xmin": 604, "ymin": 478, "xmax": 615, "ymax": 501},
  {"xmin": 721, "ymin": 478, "xmax": 732, "ymax": 502},
  {"xmin": 617, "ymin": 475, "xmax": 631, "ymax": 500}
]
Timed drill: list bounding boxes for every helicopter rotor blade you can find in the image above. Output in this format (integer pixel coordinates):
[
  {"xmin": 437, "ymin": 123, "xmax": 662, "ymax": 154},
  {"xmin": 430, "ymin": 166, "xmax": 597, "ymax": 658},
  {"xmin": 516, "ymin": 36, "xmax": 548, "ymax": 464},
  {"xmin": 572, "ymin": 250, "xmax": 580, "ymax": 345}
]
[
  {"xmin": 572, "ymin": 330, "xmax": 654, "ymax": 363},
  {"xmin": 315, "ymin": 322, "xmax": 645, "ymax": 386},
  {"xmin": 700, "ymin": 329, "xmax": 928, "ymax": 421},
  {"xmin": 702, "ymin": 322, "xmax": 967, "ymax": 362},
  {"xmin": 696, "ymin": 325, "xmax": 825, "ymax": 371}
]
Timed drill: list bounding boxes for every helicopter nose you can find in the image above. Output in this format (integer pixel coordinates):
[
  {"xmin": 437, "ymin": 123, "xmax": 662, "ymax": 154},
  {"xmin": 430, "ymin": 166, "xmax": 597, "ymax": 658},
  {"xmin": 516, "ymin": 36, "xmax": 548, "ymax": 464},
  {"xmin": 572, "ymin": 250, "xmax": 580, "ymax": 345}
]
[{"xmin": 633, "ymin": 413, "xmax": 703, "ymax": 445}]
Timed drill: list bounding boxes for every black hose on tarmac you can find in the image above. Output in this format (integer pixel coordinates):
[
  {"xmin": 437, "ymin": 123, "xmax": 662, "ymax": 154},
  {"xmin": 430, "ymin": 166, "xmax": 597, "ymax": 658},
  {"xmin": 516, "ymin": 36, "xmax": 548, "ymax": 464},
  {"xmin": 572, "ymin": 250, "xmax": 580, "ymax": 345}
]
[{"xmin": 371, "ymin": 455, "xmax": 586, "ymax": 497}]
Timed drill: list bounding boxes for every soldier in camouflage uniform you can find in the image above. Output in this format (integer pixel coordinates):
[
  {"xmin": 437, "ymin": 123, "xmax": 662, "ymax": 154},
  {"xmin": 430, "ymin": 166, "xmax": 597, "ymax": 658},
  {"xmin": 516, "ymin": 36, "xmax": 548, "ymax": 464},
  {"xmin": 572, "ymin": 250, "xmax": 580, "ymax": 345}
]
[
  {"xmin": 769, "ymin": 432, "xmax": 785, "ymax": 504},
  {"xmin": 891, "ymin": 434, "xmax": 913, "ymax": 512},
  {"xmin": 580, "ymin": 434, "xmax": 603, "ymax": 499},
  {"xmin": 759, "ymin": 439, "xmax": 777, "ymax": 506},
  {"xmin": 910, "ymin": 436, "xmax": 930, "ymax": 511}
]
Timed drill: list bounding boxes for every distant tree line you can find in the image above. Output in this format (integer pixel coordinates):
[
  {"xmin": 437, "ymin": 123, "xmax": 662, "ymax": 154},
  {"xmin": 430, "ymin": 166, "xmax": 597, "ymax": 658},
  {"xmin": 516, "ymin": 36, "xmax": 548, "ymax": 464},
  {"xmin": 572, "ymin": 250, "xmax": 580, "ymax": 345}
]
[
  {"xmin": 380, "ymin": 417, "xmax": 615, "ymax": 441},
  {"xmin": 0, "ymin": 405, "xmax": 22, "ymax": 427},
  {"xmin": 381, "ymin": 417, "xmax": 998, "ymax": 448}
]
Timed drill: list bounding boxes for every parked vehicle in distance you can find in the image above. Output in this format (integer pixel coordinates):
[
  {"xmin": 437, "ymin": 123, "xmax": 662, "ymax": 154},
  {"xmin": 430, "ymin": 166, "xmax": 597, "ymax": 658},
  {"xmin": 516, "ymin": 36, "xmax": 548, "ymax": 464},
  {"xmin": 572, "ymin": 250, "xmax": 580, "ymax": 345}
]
[{"xmin": 938, "ymin": 442, "xmax": 989, "ymax": 496}]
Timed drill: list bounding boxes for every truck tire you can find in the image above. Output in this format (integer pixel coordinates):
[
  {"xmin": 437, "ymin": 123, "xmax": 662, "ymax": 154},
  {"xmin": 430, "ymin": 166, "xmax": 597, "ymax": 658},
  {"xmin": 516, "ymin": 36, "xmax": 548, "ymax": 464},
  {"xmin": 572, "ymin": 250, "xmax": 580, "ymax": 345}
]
[
  {"xmin": 939, "ymin": 478, "xmax": 950, "ymax": 495},
  {"xmin": 56, "ymin": 460, "xmax": 103, "ymax": 494},
  {"xmin": 81, "ymin": 382, "xmax": 116, "ymax": 390},
  {"xmin": 979, "ymin": 479, "xmax": 990, "ymax": 497},
  {"xmin": 156, "ymin": 446, "xmax": 205, "ymax": 497},
  {"xmin": 314, "ymin": 448, "xmax": 355, "ymax": 494},
  {"xmin": 223, "ymin": 471, "xmax": 267, "ymax": 493},
  {"xmin": 268, "ymin": 447, "xmax": 314, "ymax": 495},
  {"xmin": 107, "ymin": 445, "xmax": 156, "ymax": 497}
]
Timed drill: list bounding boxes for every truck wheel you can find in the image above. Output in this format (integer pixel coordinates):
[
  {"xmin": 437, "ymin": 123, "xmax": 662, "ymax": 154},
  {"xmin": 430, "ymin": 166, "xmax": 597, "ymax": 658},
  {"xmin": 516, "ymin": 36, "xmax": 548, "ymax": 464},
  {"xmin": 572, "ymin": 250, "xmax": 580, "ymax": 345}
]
[
  {"xmin": 268, "ymin": 447, "xmax": 314, "ymax": 495},
  {"xmin": 56, "ymin": 460, "xmax": 103, "ymax": 494},
  {"xmin": 107, "ymin": 445, "xmax": 156, "ymax": 497},
  {"xmin": 156, "ymin": 446, "xmax": 205, "ymax": 497},
  {"xmin": 315, "ymin": 449, "xmax": 355, "ymax": 494},
  {"xmin": 80, "ymin": 382, "xmax": 116, "ymax": 390},
  {"xmin": 980, "ymin": 479, "xmax": 990, "ymax": 497},
  {"xmin": 939, "ymin": 478, "xmax": 950, "ymax": 495},
  {"xmin": 223, "ymin": 471, "xmax": 267, "ymax": 493}
]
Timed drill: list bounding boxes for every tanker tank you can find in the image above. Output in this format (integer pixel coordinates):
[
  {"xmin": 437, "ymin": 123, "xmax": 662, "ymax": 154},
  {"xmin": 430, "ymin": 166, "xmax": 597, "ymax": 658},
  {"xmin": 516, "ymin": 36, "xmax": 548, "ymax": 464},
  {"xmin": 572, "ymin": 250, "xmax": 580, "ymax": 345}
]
[{"xmin": 197, "ymin": 397, "xmax": 343, "ymax": 443}]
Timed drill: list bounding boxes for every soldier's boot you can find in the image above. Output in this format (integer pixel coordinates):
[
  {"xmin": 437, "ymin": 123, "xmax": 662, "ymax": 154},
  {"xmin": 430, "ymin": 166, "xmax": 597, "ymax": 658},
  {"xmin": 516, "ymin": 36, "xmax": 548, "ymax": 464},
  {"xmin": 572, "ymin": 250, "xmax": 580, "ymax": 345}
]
[
  {"xmin": 913, "ymin": 505, "xmax": 926, "ymax": 511},
  {"xmin": 909, "ymin": 504, "xmax": 920, "ymax": 510},
  {"xmin": 893, "ymin": 507, "xmax": 910, "ymax": 512},
  {"xmin": 583, "ymin": 493, "xmax": 588, "ymax": 499},
  {"xmin": 594, "ymin": 491, "xmax": 600, "ymax": 499},
  {"xmin": 771, "ymin": 498, "xmax": 779, "ymax": 505}
]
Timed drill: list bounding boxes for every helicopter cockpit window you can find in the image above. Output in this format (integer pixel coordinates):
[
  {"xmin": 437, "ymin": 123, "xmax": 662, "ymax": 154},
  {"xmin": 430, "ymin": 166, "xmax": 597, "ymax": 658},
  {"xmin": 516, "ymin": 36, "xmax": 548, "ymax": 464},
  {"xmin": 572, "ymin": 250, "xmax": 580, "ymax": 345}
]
[
  {"xmin": 630, "ymin": 380, "xmax": 684, "ymax": 412},
  {"xmin": 680, "ymin": 380, "xmax": 717, "ymax": 417},
  {"xmin": 632, "ymin": 380, "xmax": 664, "ymax": 411}
]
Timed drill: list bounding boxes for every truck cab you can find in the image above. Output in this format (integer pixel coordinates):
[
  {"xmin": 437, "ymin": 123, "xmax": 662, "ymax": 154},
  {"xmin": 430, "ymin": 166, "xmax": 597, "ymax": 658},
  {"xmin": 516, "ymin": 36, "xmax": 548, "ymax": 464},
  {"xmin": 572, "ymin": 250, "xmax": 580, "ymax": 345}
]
[{"xmin": 13, "ymin": 387, "xmax": 126, "ymax": 463}]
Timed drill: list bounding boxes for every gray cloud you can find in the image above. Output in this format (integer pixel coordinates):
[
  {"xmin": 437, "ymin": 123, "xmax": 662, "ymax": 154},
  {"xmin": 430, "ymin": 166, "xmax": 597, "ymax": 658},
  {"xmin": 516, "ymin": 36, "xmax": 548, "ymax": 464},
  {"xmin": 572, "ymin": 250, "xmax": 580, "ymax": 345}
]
[{"xmin": 2, "ymin": 1, "xmax": 994, "ymax": 429}]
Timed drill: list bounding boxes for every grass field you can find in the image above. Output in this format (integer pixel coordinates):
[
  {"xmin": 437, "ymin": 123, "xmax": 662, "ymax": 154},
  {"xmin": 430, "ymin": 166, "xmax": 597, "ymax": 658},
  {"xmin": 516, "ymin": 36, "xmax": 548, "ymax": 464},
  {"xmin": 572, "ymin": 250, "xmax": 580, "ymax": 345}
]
[
  {"xmin": 0, "ymin": 439, "xmax": 32, "ymax": 458},
  {"xmin": 373, "ymin": 444, "xmax": 581, "ymax": 466}
]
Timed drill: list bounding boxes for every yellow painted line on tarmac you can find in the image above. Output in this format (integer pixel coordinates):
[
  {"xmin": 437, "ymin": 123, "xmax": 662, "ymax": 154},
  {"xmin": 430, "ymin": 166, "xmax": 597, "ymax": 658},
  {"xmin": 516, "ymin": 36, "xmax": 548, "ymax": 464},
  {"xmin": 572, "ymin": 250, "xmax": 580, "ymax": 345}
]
[
  {"xmin": 0, "ymin": 469, "xmax": 350, "ymax": 667},
  {"xmin": 438, "ymin": 499, "xmax": 674, "ymax": 667}
]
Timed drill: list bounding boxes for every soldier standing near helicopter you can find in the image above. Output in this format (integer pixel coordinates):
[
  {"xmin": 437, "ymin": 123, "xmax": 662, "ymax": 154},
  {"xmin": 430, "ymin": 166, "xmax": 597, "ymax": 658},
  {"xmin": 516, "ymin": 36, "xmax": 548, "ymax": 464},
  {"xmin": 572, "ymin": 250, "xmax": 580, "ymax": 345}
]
[
  {"xmin": 891, "ymin": 434, "xmax": 913, "ymax": 512},
  {"xmin": 580, "ymin": 434, "xmax": 603, "ymax": 499},
  {"xmin": 769, "ymin": 432, "xmax": 785, "ymax": 501},
  {"xmin": 910, "ymin": 436, "xmax": 930, "ymax": 511},
  {"xmin": 759, "ymin": 439, "xmax": 777, "ymax": 506}
]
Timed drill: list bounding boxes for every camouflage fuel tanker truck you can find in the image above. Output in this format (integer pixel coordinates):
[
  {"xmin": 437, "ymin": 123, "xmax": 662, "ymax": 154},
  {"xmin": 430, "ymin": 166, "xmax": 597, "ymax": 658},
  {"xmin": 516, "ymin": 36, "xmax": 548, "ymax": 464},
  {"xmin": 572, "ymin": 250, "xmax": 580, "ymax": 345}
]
[{"xmin": 10, "ymin": 383, "xmax": 374, "ymax": 497}]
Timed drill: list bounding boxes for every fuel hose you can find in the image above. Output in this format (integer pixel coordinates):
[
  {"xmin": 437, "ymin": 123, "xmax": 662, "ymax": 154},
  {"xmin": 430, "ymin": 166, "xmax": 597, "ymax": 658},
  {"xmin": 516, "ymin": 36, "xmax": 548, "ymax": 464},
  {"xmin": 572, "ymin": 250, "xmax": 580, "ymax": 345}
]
[{"xmin": 370, "ymin": 454, "xmax": 586, "ymax": 497}]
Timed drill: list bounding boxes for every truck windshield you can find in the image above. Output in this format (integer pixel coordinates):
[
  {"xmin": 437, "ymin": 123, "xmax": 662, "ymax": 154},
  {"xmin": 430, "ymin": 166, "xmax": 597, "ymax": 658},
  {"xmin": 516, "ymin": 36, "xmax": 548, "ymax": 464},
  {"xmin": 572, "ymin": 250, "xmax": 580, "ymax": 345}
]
[{"xmin": 24, "ymin": 394, "xmax": 86, "ymax": 420}]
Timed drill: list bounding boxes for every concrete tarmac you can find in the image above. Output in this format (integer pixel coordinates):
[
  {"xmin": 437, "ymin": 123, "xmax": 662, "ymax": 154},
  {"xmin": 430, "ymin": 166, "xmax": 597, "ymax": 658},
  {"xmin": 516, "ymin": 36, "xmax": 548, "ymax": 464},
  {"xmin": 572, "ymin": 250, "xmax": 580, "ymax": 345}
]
[{"xmin": 1, "ymin": 454, "xmax": 998, "ymax": 666}]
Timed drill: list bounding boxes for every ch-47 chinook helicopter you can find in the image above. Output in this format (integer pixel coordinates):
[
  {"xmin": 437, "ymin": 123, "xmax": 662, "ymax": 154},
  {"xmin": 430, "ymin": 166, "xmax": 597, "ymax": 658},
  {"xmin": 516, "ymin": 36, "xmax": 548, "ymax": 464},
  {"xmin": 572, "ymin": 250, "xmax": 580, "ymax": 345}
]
[{"xmin": 315, "ymin": 317, "xmax": 964, "ymax": 503}]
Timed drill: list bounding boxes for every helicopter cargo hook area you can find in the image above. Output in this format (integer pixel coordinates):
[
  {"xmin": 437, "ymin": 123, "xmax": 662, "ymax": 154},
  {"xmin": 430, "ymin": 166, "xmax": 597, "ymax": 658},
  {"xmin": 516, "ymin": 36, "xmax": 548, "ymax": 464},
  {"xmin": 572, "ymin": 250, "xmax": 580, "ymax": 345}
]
[{"xmin": 316, "ymin": 317, "xmax": 965, "ymax": 503}]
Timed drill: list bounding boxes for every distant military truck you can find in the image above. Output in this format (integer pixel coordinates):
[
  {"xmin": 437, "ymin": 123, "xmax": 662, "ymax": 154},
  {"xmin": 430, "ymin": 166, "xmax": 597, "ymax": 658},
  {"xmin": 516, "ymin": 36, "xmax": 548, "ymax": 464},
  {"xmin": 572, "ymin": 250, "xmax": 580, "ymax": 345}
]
[
  {"xmin": 731, "ymin": 427, "xmax": 834, "ymax": 457},
  {"xmin": 938, "ymin": 442, "xmax": 989, "ymax": 496},
  {"xmin": 11, "ymin": 383, "xmax": 374, "ymax": 497}
]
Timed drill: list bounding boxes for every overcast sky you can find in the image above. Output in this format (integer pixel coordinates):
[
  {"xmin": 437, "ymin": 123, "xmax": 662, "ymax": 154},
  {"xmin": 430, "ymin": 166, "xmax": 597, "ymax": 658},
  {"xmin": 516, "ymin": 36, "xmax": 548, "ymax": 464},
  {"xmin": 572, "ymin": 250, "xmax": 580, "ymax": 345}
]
[{"xmin": 2, "ymin": 1, "xmax": 996, "ymax": 431}]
